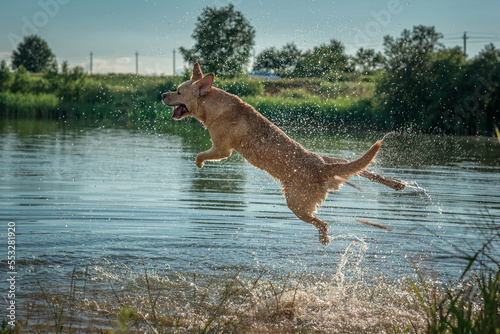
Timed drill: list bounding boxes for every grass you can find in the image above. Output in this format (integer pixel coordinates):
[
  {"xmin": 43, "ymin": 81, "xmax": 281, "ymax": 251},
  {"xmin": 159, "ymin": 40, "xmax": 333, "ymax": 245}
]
[{"xmin": 0, "ymin": 92, "xmax": 59, "ymax": 118}]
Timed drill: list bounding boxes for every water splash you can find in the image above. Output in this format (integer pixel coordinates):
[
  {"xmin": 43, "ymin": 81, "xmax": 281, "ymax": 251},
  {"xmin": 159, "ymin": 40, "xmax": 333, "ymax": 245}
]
[
  {"xmin": 404, "ymin": 180, "xmax": 443, "ymax": 215},
  {"xmin": 330, "ymin": 234, "xmax": 368, "ymax": 286},
  {"xmin": 17, "ymin": 256, "xmax": 428, "ymax": 333}
]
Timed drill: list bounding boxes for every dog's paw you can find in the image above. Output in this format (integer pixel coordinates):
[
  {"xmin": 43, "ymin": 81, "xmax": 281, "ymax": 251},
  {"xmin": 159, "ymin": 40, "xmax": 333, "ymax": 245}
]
[
  {"xmin": 196, "ymin": 157, "xmax": 205, "ymax": 168},
  {"xmin": 319, "ymin": 232, "xmax": 330, "ymax": 246}
]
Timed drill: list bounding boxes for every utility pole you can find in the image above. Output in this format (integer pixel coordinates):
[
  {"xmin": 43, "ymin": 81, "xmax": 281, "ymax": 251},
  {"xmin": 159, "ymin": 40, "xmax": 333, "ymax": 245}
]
[
  {"xmin": 173, "ymin": 49, "xmax": 176, "ymax": 76},
  {"xmin": 135, "ymin": 51, "xmax": 139, "ymax": 75},
  {"xmin": 463, "ymin": 32, "xmax": 468, "ymax": 59},
  {"xmin": 90, "ymin": 51, "xmax": 93, "ymax": 75}
]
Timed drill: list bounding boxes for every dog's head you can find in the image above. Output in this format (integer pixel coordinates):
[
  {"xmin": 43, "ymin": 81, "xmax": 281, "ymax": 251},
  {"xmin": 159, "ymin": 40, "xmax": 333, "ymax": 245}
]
[{"xmin": 161, "ymin": 63, "xmax": 214, "ymax": 120}]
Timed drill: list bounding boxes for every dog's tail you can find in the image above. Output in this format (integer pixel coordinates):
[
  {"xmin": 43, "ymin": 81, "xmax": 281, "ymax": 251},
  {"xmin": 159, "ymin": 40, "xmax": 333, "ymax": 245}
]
[{"xmin": 325, "ymin": 139, "xmax": 382, "ymax": 190}]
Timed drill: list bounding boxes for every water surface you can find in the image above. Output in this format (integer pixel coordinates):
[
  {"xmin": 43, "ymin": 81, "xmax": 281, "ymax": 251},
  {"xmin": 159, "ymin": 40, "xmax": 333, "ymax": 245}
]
[{"xmin": 1, "ymin": 119, "xmax": 499, "ymax": 323}]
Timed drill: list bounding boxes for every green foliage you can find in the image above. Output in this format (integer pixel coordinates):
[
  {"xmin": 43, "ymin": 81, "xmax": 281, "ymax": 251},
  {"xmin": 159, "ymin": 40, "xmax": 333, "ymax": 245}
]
[
  {"xmin": 375, "ymin": 25, "xmax": 500, "ymax": 135},
  {"xmin": 11, "ymin": 65, "xmax": 31, "ymax": 93},
  {"xmin": 253, "ymin": 43, "xmax": 302, "ymax": 77},
  {"xmin": 216, "ymin": 77, "xmax": 263, "ymax": 96},
  {"xmin": 179, "ymin": 4, "xmax": 255, "ymax": 78},
  {"xmin": 11, "ymin": 35, "xmax": 55, "ymax": 73},
  {"xmin": 352, "ymin": 48, "xmax": 386, "ymax": 74},
  {"xmin": 0, "ymin": 91, "xmax": 59, "ymax": 118},
  {"xmin": 116, "ymin": 307, "xmax": 137, "ymax": 334},
  {"xmin": 293, "ymin": 39, "xmax": 349, "ymax": 78},
  {"xmin": 375, "ymin": 25, "xmax": 444, "ymax": 131},
  {"xmin": 278, "ymin": 88, "xmax": 316, "ymax": 100},
  {"xmin": 243, "ymin": 95, "xmax": 375, "ymax": 130},
  {"xmin": 1, "ymin": 30, "xmax": 497, "ymax": 137},
  {"xmin": 451, "ymin": 44, "xmax": 500, "ymax": 135},
  {"xmin": 0, "ymin": 60, "xmax": 12, "ymax": 91}
]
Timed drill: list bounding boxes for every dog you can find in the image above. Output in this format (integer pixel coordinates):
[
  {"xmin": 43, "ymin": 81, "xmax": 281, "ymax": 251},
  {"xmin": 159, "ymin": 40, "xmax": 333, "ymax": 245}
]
[{"xmin": 162, "ymin": 63, "xmax": 406, "ymax": 245}]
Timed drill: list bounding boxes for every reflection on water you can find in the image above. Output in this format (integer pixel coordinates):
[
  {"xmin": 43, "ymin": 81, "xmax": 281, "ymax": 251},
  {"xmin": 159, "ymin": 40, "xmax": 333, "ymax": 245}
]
[{"xmin": 0, "ymin": 119, "xmax": 499, "ymax": 329}]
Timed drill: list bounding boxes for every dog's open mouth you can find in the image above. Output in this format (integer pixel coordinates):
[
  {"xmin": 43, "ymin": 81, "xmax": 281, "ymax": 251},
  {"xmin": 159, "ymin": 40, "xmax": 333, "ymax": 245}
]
[{"xmin": 172, "ymin": 105, "xmax": 188, "ymax": 119}]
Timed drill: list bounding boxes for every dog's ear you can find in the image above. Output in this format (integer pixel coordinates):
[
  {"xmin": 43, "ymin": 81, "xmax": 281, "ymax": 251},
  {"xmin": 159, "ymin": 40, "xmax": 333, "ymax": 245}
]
[
  {"xmin": 193, "ymin": 73, "xmax": 214, "ymax": 96},
  {"xmin": 191, "ymin": 62, "xmax": 203, "ymax": 81}
]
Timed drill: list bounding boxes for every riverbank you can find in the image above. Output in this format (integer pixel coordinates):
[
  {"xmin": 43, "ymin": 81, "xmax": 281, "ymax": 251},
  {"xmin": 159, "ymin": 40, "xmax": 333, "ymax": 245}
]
[
  {"xmin": 1, "ymin": 70, "xmax": 498, "ymax": 136},
  {"xmin": 0, "ymin": 71, "xmax": 394, "ymax": 133}
]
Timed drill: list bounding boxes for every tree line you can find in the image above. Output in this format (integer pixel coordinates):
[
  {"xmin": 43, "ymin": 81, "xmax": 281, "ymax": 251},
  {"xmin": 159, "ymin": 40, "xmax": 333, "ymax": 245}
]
[
  {"xmin": 177, "ymin": 4, "xmax": 499, "ymax": 135},
  {"xmin": 1, "ymin": 4, "xmax": 499, "ymax": 135}
]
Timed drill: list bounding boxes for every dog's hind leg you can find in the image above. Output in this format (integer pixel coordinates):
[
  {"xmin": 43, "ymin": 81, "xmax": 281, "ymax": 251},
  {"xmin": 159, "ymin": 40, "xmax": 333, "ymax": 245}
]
[
  {"xmin": 295, "ymin": 211, "xmax": 330, "ymax": 246},
  {"xmin": 358, "ymin": 170, "xmax": 406, "ymax": 191},
  {"xmin": 283, "ymin": 184, "xmax": 330, "ymax": 245},
  {"xmin": 320, "ymin": 155, "xmax": 406, "ymax": 191}
]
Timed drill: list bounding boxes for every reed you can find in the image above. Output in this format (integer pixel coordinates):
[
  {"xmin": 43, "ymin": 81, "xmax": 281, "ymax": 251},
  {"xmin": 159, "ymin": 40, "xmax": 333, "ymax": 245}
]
[{"xmin": 399, "ymin": 215, "xmax": 500, "ymax": 334}]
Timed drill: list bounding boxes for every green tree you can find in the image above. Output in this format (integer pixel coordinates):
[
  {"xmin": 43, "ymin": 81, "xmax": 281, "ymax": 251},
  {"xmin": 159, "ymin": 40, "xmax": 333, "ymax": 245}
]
[
  {"xmin": 352, "ymin": 48, "xmax": 385, "ymax": 74},
  {"xmin": 11, "ymin": 35, "xmax": 55, "ymax": 73},
  {"xmin": 0, "ymin": 60, "xmax": 12, "ymax": 91},
  {"xmin": 426, "ymin": 47, "xmax": 467, "ymax": 133},
  {"xmin": 454, "ymin": 44, "xmax": 500, "ymax": 135},
  {"xmin": 179, "ymin": 4, "xmax": 255, "ymax": 78},
  {"xmin": 293, "ymin": 39, "xmax": 348, "ymax": 78},
  {"xmin": 254, "ymin": 47, "xmax": 280, "ymax": 73},
  {"xmin": 253, "ymin": 43, "xmax": 302, "ymax": 77},
  {"xmin": 374, "ymin": 25, "xmax": 444, "ymax": 129}
]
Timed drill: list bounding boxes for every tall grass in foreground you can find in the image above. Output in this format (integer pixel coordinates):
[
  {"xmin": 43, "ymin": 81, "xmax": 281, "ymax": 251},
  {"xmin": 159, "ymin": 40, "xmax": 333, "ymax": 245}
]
[{"xmin": 399, "ymin": 216, "xmax": 500, "ymax": 334}]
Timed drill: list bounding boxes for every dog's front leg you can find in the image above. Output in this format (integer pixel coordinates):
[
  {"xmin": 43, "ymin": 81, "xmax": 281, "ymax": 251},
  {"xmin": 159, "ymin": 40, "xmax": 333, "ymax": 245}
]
[{"xmin": 196, "ymin": 145, "xmax": 232, "ymax": 168}]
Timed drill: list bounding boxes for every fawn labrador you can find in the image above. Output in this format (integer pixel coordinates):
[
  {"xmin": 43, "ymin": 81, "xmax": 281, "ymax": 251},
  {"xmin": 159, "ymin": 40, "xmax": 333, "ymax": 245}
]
[{"xmin": 162, "ymin": 63, "xmax": 406, "ymax": 245}]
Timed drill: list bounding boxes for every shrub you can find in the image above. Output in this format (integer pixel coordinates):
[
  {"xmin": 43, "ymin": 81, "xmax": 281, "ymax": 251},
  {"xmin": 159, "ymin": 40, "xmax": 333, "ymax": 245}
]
[
  {"xmin": 243, "ymin": 96, "xmax": 376, "ymax": 130},
  {"xmin": 278, "ymin": 88, "xmax": 316, "ymax": 100},
  {"xmin": 11, "ymin": 65, "xmax": 31, "ymax": 93},
  {"xmin": 216, "ymin": 78, "xmax": 264, "ymax": 96},
  {"xmin": 0, "ymin": 92, "xmax": 59, "ymax": 118},
  {"xmin": 0, "ymin": 60, "xmax": 12, "ymax": 91}
]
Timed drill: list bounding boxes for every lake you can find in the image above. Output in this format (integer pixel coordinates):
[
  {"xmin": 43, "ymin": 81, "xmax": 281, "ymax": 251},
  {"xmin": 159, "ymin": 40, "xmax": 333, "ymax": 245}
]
[{"xmin": 1, "ymin": 118, "xmax": 499, "ymax": 331}]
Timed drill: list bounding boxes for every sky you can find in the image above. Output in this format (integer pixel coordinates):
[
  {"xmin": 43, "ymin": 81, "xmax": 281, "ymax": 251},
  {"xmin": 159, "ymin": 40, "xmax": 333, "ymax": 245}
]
[{"xmin": 1, "ymin": 0, "xmax": 499, "ymax": 75}]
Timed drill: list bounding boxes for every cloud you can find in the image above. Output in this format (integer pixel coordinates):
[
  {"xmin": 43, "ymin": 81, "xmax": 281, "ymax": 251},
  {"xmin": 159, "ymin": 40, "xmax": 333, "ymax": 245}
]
[
  {"xmin": 116, "ymin": 57, "xmax": 132, "ymax": 64},
  {"xmin": 89, "ymin": 57, "xmax": 134, "ymax": 74}
]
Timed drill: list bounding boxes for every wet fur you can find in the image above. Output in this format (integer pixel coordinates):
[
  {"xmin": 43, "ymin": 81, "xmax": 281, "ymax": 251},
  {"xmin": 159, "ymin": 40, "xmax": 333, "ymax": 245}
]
[{"xmin": 162, "ymin": 63, "xmax": 405, "ymax": 245}]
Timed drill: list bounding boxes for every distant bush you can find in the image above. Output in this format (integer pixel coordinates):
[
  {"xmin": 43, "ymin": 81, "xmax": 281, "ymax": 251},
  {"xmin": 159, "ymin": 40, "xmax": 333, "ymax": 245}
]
[
  {"xmin": 11, "ymin": 65, "xmax": 31, "ymax": 93},
  {"xmin": 216, "ymin": 78, "xmax": 264, "ymax": 96},
  {"xmin": 0, "ymin": 92, "xmax": 59, "ymax": 118},
  {"xmin": 278, "ymin": 88, "xmax": 317, "ymax": 100},
  {"xmin": 0, "ymin": 60, "xmax": 12, "ymax": 91},
  {"xmin": 243, "ymin": 96, "xmax": 376, "ymax": 130}
]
